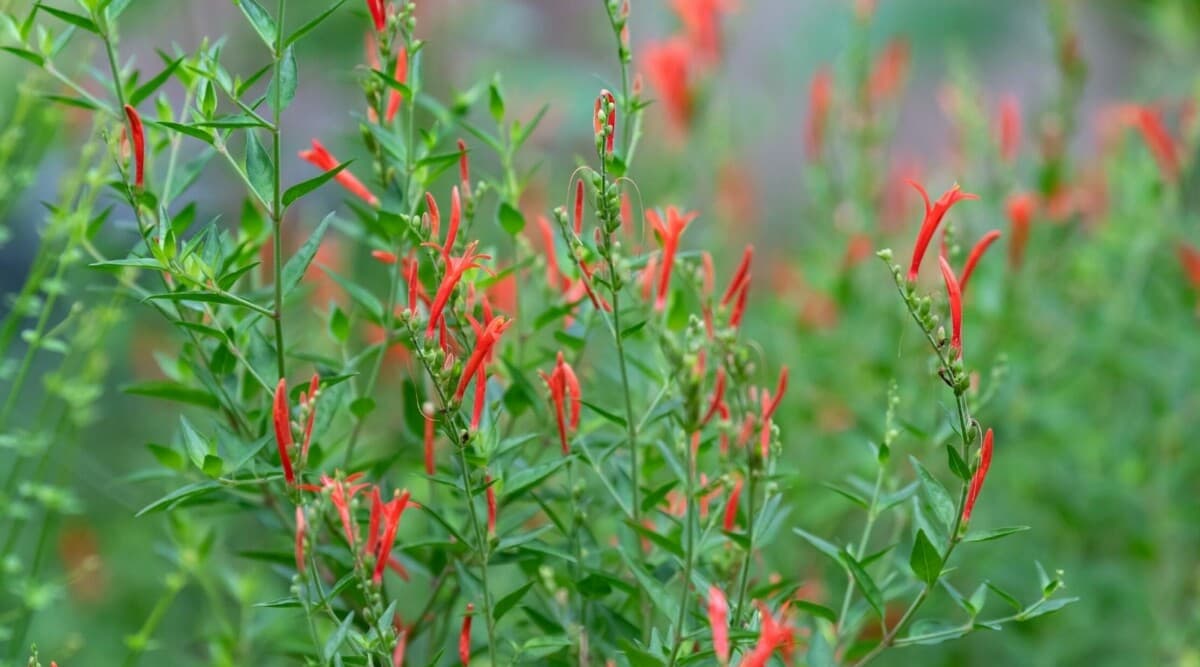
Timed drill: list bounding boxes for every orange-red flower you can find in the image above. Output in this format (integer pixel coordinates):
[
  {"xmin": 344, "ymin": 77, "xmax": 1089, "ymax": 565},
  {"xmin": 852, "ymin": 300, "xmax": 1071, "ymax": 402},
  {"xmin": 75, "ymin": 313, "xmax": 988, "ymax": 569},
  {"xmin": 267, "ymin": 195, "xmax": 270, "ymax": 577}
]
[
  {"xmin": 1179, "ymin": 243, "xmax": 1200, "ymax": 294},
  {"xmin": 272, "ymin": 378, "xmax": 295, "ymax": 485},
  {"xmin": 385, "ymin": 47, "xmax": 408, "ymax": 124},
  {"xmin": 961, "ymin": 428, "xmax": 994, "ymax": 524},
  {"xmin": 299, "ymin": 139, "xmax": 380, "ymax": 207},
  {"xmin": 670, "ymin": 0, "xmax": 731, "ymax": 65},
  {"xmin": 805, "ymin": 67, "xmax": 833, "ymax": 160},
  {"xmin": 906, "ymin": 181, "xmax": 978, "ymax": 282},
  {"xmin": 740, "ymin": 601, "xmax": 795, "ymax": 667},
  {"xmin": 996, "ymin": 94, "xmax": 1022, "ymax": 163},
  {"xmin": 723, "ymin": 476, "xmax": 742, "ymax": 532},
  {"xmin": 459, "ymin": 604, "xmax": 474, "ymax": 664},
  {"xmin": 486, "ymin": 474, "xmax": 497, "ymax": 536},
  {"xmin": 707, "ymin": 585, "xmax": 730, "ymax": 665},
  {"xmin": 938, "ymin": 255, "xmax": 963, "ymax": 358},
  {"xmin": 700, "ymin": 367, "xmax": 727, "ymax": 426},
  {"xmin": 426, "ymin": 241, "xmax": 491, "ymax": 337},
  {"xmin": 368, "ymin": 488, "xmax": 412, "ymax": 584},
  {"xmin": 1006, "ymin": 192, "xmax": 1037, "ymax": 268},
  {"xmin": 123, "ymin": 104, "xmax": 145, "ymax": 187},
  {"xmin": 646, "ymin": 206, "xmax": 698, "ymax": 311},
  {"xmin": 454, "ymin": 315, "xmax": 511, "ymax": 403},
  {"xmin": 958, "ymin": 230, "xmax": 1002, "ymax": 296},
  {"xmin": 868, "ymin": 39, "xmax": 910, "ymax": 105},
  {"xmin": 539, "ymin": 352, "xmax": 582, "ymax": 455},
  {"xmin": 366, "ymin": 0, "xmax": 387, "ymax": 31},
  {"xmin": 643, "ymin": 38, "xmax": 693, "ymax": 133},
  {"xmin": 1135, "ymin": 106, "xmax": 1180, "ymax": 183}
]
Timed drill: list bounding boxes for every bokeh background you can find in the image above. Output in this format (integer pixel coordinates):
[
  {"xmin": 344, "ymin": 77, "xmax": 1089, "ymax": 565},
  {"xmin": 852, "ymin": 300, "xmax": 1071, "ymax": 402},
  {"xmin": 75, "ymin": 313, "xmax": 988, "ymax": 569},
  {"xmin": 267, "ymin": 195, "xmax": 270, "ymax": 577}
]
[{"xmin": 2, "ymin": 0, "xmax": 1199, "ymax": 665}]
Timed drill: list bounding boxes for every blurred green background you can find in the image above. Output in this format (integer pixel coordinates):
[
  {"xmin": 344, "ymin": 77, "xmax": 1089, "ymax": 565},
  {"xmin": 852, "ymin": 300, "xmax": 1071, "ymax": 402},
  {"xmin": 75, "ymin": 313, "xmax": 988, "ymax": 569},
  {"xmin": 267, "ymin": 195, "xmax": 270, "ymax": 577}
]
[{"xmin": 2, "ymin": 0, "xmax": 1199, "ymax": 665}]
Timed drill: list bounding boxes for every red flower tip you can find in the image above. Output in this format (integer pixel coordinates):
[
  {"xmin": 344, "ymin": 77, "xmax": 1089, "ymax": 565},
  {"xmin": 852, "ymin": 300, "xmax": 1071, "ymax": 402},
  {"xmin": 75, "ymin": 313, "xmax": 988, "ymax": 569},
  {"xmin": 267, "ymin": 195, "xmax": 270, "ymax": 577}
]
[
  {"xmin": 961, "ymin": 428, "xmax": 994, "ymax": 524},
  {"xmin": 459, "ymin": 604, "xmax": 475, "ymax": 664},
  {"xmin": 958, "ymin": 230, "xmax": 1002, "ymax": 295},
  {"xmin": 805, "ymin": 67, "xmax": 833, "ymax": 160},
  {"xmin": 1136, "ymin": 105, "xmax": 1180, "ymax": 183},
  {"xmin": 385, "ymin": 47, "xmax": 408, "ymax": 124},
  {"xmin": 485, "ymin": 474, "xmax": 497, "ymax": 536},
  {"xmin": 1178, "ymin": 243, "xmax": 1200, "ymax": 292},
  {"xmin": 573, "ymin": 179, "xmax": 586, "ymax": 235},
  {"xmin": 723, "ymin": 477, "xmax": 743, "ymax": 532},
  {"xmin": 372, "ymin": 249, "xmax": 398, "ymax": 265},
  {"xmin": 272, "ymin": 378, "xmax": 295, "ymax": 485},
  {"xmin": 720, "ymin": 245, "xmax": 753, "ymax": 308},
  {"xmin": 937, "ymin": 255, "xmax": 963, "ymax": 358},
  {"xmin": 997, "ymin": 94, "xmax": 1022, "ymax": 163},
  {"xmin": 123, "ymin": 104, "xmax": 145, "ymax": 188},
  {"xmin": 301, "ymin": 374, "xmax": 319, "ymax": 460},
  {"xmin": 1005, "ymin": 192, "xmax": 1037, "ymax": 269},
  {"xmin": 299, "ymin": 139, "xmax": 380, "ymax": 207},
  {"xmin": 907, "ymin": 182, "xmax": 978, "ymax": 282},
  {"xmin": 707, "ymin": 585, "xmax": 730, "ymax": 665},
  {"xmin": 457, "ymin": 138, "xmax": 470, "ymax": 191},
  {"xmin": 868, "ymin": 39, "xmax": 910, "ymax": 104}
]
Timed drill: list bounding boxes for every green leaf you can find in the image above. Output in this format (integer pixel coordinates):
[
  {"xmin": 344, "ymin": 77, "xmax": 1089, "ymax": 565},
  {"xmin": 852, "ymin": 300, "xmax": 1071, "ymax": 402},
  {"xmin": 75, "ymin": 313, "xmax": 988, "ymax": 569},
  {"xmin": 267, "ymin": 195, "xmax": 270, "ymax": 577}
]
[
  {"xmin": 123, "ymin": 380, "xmax": 220, "ymax": 410},
  {"xmin": 38, "ymin": 5, "xmax": 99, "ymax": 33},
  {"xmin": 822, "ymin": 482, "xmax": 870, "ymax": 509},
  {"xmin": 794, "ymin": 527, "xmax": 841, "ymax": 564},
  {"xmin": 963, "ymin": 525, "xmax": 1030, "ymax": 544},
  {"xmin": 986, "ymin": 581, "xmax": 1022, "ymax": 611},
  {"xmin": 616, "ymin": 547, "xmax": 676, "ymax": 622},
  {"xmin": 268, "ymin": 45, "xmax": 297, "ymax": 112},
  {"xmin": 320, "ymin": 266, "xmax": 384, "ymax": 322},
  {"xmin": 840, "ymin": 549, "xmax": 884, "ymax": 618},
  {"xmin": 89, "ymin": 257, "xmax": 163, "ymax": 270},
  {"xmin": 130, "ymin": 57, "xmax": 182, "ymax": 106},
  {"xmin": 625, "ymin": 519, "xmax": 684, "ymax": 559},
  {"xmin": 323, "ymin": 610, "xmax": 355, "ymax": 661},
  {"xmin": 807, "ymin": 625, "xmax": 835, "ymax": 667},
  {"xmin": 794, "ymin": 600, "xmax": 838, "ymax": 624},
  {"xmin": 202, "ymin": 454, "xmax": 224, "ymax": 478},
  {"xmin": 1, "ymin": 46, "xmax": 45, "ymax": 67},
  {"xmin": 41, "ymin": 93, "xmax": 101, "ymax": 111},
  {"xmin": 488, "ymin": 75, "xmax": 505, "ymax": 122},
  {"xmin": 279, "ymin": 213, "xmax": 332, "ymax": 295},
  {"xmin": 350, "ymin": 397, "xmax": 375, "ymax": 419},
  {"xmin": 910, "ymin": 456, "xmax": 956, "ymax": 532},
  {"xmin": 179, "ymin": 416, "xmax": 210, "ymax": 469},
  {"xmin": 494, "ymin": 581, "xmax": 535, "ymax": 622},
  {"xmin": 146, "ymin": 443, "xmax": 185, "ymax": 471},
  {"xmin": 1018, "ymin": 596, "xmax": 1079, "ymax": 621},
  {"xmin": 497, "ymin": 201, "xmax": 525, "ymax": 235},
  {"xmin": 946, "ymin": 444, "xmax": 971, "ymax": 481},
  {"xmin": 152, "ymin": 120, "xmax": 215, "ymax": 145},
  {"xmin": 580, "ymin": 399, "xmax": 626, "ymax": 428},
  {"xmin": 285, "ymin": 0, "xmax": 348, "ymax": 47},
  {"xmin": 283, "ymin": 163, "xmax": 349, "ymax": 207},
  {"xmin": 503, "ymin": 457, "xmax": 570, "ymax": 500},
  {"xmin": 244, "ymin": 129, "xmax": 273, "ymax": 205},
  {"xmin": 909, "ymin": 529, "xmax": 942, "ymax": 585},
  {"xmin": 234, "ymin": 0, "xmax": 278, "ymax": 48},
  {"xmin": 135, "ymin": 481, "xmax": 221, "ymax": 517}
]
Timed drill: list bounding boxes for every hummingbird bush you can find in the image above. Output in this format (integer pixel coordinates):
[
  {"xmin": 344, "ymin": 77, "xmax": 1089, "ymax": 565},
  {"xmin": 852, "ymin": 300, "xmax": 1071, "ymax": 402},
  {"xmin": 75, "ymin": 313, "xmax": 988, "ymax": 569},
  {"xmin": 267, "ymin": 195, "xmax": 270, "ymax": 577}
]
[{"xmin": 8, "ymin": 0, "xmax": 1200, "ymax": 665}]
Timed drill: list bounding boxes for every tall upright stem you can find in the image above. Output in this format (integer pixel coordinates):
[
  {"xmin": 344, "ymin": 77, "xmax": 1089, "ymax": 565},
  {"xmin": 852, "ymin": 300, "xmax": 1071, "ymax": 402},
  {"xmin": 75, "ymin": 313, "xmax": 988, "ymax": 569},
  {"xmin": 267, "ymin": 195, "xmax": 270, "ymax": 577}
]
[{"xmin": 270, "ymin": 0, "xmax": 287, "ymax": 380}]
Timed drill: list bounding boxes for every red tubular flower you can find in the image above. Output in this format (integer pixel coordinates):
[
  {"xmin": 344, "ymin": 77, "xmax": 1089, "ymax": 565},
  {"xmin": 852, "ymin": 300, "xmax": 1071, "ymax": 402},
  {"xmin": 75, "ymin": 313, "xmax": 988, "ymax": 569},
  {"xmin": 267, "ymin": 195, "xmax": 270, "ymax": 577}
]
[
  {"xmin": 958, "ymin": 230, "xmax": 1002, "ymax": 295},
  {"xmin": 671, "ymin": 0, "xmax": 727, "ymax": 65},
  {"xmin": 540, "ymin": 352, "xmax": 583, "ymax": 455},
  {"xmin": 762, "ymin": 366, "xmax": 788, "ymax": 423},
  {"xmin": 459, "ymin": 604, "xmax": 474, "ymax": 664},
  {"xmin": 700, "ymin": 252, "xmax": 715, "ymax": 299},
  {"xmin": 720, "ymin": 245, "xmax": 753, "ymax": 307},
  {"xmin": 471, "ymin": 364, "xmax": 487, "ymax": 429},
  {"xmin": 301, "ymin": 374, "xmax": 319, "ymax": 460},
  {"xmin": 534, "ymin": 215, "xmax": 566, "ymax": 290},
  {"xmin": 646, "ymin": 206, "xmax": 699, "ymax": 311},
  {"xmin": 272, "ymin": 378, "xmax": 295, "ymax": 485},
  {"xmin": 453, "ymin": 315, "xmax": 512, "ymax": 402},
  {"xmin": 868, "ymin": 39, "xmax": 910, "ymax": 105},
  {"xmin": 123, "ymin": 104, "xmax": 145, "ymax": 188},
  {"xmin": 299, "ymin": 140, "xmax": 380, "ymax": 207},
  {"xmin": 707, "ymin": 585, "xmax": 730, "ymax": 665},
  {"xmin": 485, "ymin": 474, "xmax": 497, "ymax": 536},
  {"xmin": 643, "ymin": 38, "xmax": 693, "ymax": 133},
  {"xmin": 1136, "ymin": 106, "xmax": 1179, "ymax": 183},
  {"xmin": 997, "ymin": 94, "xmax": 1022, "ymax": 164},
  {"xmin": 961, "ymin": 428, "xmax": 994, "ymax": 524},
  {"xmin": 723, "ymin": 477, "xmax": 743, "ymax": 532},
  {"xmin": 906, "ymin": 181, "xmax": 978, "ymax": 282},
  {"xmin": 427, "ymin": 241, "xmax": 491, "ymax": 337},
  {"xmin": 457, "ymin": 138, "xmax": 470, "ymax": 193},
  {"xmin": 366, "ymin": 487, "xmax": 384, "ymax": 557},
  {"xmin": 404, "ymin": 255, "xmax": 421, "ymax": 316},
  {"xmin": 1006, "ymin": 192, "xmax": 1037, "ymax": 269},
  {"xmin": 372, "ymin": 489, "xmax": 412, "ymax": 584},
  {"xmin": 740, "ymin": 602, "xmax": 795, "ymax": 667},
  {"xmin": 372, "ymin": 250, "xmax": 398, "ymax": 265},
  {"xmin": 294, "ymin": 505, "xmax": 307, "ymax": 573},
  {"xmin": 700, "ymin": 367, "xmax": 726, "ymax": 426},
  {"xmin": 366, "ymin": 0, "xmax": 386, "ymax": 31},
  {"xmin": 594, "ymin": 89, "xmax": 617, "ymax": 155},
  {"xmin": 1178, "ymin": 243, "xmax": 1200, "ymax": 293},
  {"xmin": 729, "ymin": 278, "xmax": 750, "ymax": 329},
  {"xmin": 425, "ymin": 191, "xmax": 441, "ymax": 239},
  {"xmin": 805, "ymin": 67, "xmax": 832, "ymax": 160},
  {"xmin": 423, "ymin": 403, "xmax": 436, "ymax": 474},
  {"xmin": 392, "ymin": 624, "xmax": 408, "ymax": 667},
  {"xmin": 324, "ymin": 473, "xmax": 370, "ymax": 547},
  {"xmin": 385, "ymin": 47, "xmax": 408, "ymax": 124},
  {"xmin": 573, "ymin": 179, "xmax": 585, "ymax": 235},
  {"xmin": 640, "ymin": 254, "xmax": 659, "ymax": 301},
  {"xmin": 938, "ymin": 256, "xmax": 963, "ymax": 358}
]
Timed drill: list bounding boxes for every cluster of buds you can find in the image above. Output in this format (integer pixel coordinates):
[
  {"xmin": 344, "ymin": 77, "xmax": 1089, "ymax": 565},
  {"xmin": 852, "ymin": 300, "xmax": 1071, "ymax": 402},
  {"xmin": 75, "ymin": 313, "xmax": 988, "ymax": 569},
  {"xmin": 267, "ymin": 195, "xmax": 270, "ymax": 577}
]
[
  {"xmin": 594, "ymin": 89, "xmax": 617, "ymax": 156},
  {"xmin": 604, "ymin": 0, "xmax": 632, "ymax": 63}
]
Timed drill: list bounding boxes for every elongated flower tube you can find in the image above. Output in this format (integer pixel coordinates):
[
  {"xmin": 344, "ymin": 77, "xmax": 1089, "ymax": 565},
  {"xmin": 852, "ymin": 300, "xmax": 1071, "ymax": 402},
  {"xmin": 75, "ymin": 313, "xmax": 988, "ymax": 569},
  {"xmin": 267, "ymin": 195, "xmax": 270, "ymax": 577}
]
[
  {"xmin": 805, "ymin": 67, "xmax": 832, "ymax": 160},
  {"xmin": 907, "ymin": 181, "xmax": 978, "ymax": 281},
  {"xmin": 938, "ymin": 255, "xmax": 964, "ymax": 357},
  {"xmin": 1135, "ymin": 106, "xmax": 1179, "ymax": 183},
  {"xmin": 740, "ymin": 602, "xmax": 795, "ymax": 667},
  {"xmin": 426, "ymin": 241, "xmax": 491, "ymax": 337},
  {"xmin": 720, "ymin": 245, "xmax": 753, "ymax": 308},
  {"xmin": 366, "ymin": 0, "xmax": 386, "ymax": 31},
  {"xmin": 958, "ymin": 230, "xmax": 1002, "ymax": 295},
  {"xmin": 444, "ymin": 186, "xmax": 462, "ymax": 257},
  {"xmin": 422, "ymin": 402, "xmax": 436, "ymax": 474},
  {"xmin": 372, "ymin": 489, "xmax": 412, "ymax": 584},
  {"xmin": 762, "ymin": 366, "xmax": 788, "ymax": 423},
  {"xmin": 997, "ymin": 95, "xmax": 1022, "ymax": 164},
  {"xmin": 594, "ymin": 89, "xmax": 617, "ymax": 155},
  {"xmin": 486, "ymin": 474, "xmax": 497, "ymax": 536},
  {"xmin": 1006, "ymin": 192, "xmax": 1036, "ymax": 269},
  {"xmin": 707, "ymin": 585, "xmax": 730, "ymax": 665},
  {"xmin": 425, "ymin": 191, "xmax": 441, "ymax": 239},
  {"xmin": 372, "ymin": 250, "xmax": 398, "ymax": 265},
  {"xmin": 700, "ymin": 367, "xmax": 726, "ymax": 426},
  {"xmin": 272, "ymin": 378, "xmax": 295, "ymax": 485},
  {"xmin": 123, "ymin": 104, "xmax": 145, "ymax": 188},
  {"xmin": 457, "ymin": 138, "xmax": 470, "ymax": 193},
  {"xmin": 868, "ymin": 39, "xmax": 910, "ymax": 105},
  {"xmin": 643, "ymin": 38, "xmax": 692, "ymax": 132},
  {"xmin": 453, "ymin": 315, "xmax": 511, "ymax": 402},
  {"xmin": 961, "ymin": 428, "xmax": 994, "ymax": 524},
  {"xmin": 301, "ymin": 374, "xmax": 320, "ymax": 460},
  {"xmin": 723, "ymin": 477, "xmax": 743, "ymax": 531},
  {"xmin": 459, "ymin": 604, "xmax": 474, "ymax": 665},
  {"xmin": 299, "ymin": 140, "xmax": 380, "ymax": 207},
  {"xmin": 646, "ymin": 206, "xmax": 699, "ymax": 311},
  {"xmin": 385, "ymin": 47, "xmax": 408, "ymax": 124},
  {"xmin": 392, "ymin": 624, "xmax": 408, "ymax": 667},
  {"xmin": 539, "ymin": 352, "xmax": 583, "ymax": 455},
  {"xmin": 573, "ymin": 179, "xmax": 585, "ymax": 235}
]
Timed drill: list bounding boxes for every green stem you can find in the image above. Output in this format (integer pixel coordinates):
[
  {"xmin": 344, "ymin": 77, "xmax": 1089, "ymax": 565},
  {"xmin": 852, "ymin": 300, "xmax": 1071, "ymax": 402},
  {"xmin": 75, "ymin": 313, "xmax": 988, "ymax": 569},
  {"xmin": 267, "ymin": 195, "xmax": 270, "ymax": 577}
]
[
  {"xmin": 270, "ymin": 0, "xmax": 287, "ymax": 380},
  {"xmin": 666, "ymin": 432, "xmax": 697, "ymax": 667}
]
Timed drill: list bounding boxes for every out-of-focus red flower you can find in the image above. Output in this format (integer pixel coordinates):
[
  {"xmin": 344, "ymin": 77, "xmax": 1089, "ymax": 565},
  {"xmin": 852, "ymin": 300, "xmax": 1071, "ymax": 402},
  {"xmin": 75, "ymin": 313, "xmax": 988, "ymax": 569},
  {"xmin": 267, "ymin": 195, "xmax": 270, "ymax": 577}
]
[
  {"xmin": 805, "ymin": 67, "xmax": 833, "ymax": 160},
  {"xmin": 1135, "ymin": 105, "xmax": 1180, "ymax": 183},
  {"xmin": 996, "ymin": 94, "xmax": 1022, "ymax": 164},
  {"xmin": 123, "ymin": 105, "xmax": 145, "ymax": 187},
  {"xmin": 385, "ymin": 47, "xmax": 408, "ymax": 124},
  {"xmin": 938, "ymin": 256, "xmax": 963, "ymax": 358},
  {"xmin": 643, "ymin": 38, "xmax": 693, "ymax": 134},
  {"xmin": 723, "ymin": 476, "xmax": 743, "ymax": 532},
  {"xmin": 842, "ymin": 232, "xmax": 874, "ymax": 270},
  {"xmin": 868, "ymin": 39, "xmax": 910, "ymax": 105},
  {"xmin": 906, "ymin": 181, "xmax": 978, "ymax": 282},
  {"xmin": 459, "ymin": 604, "xmax": 474, "ymax": 664},
  {"xmin": 740, "ymin": 601, "xmax": 795, "ymax": 667},
  {"xmin": 715, "ymin": 159, "xmax": 759, "ymax": 229},
  {"xmin": 1006, "ymin": 192, "xmax": 1037, "ymax": 269},
  {"xmin": 958, "ymin": 230, "xmax": 1002, "ymax": 296},
  {"xmin": 707, "ymin": 585, "xmax": 730, "ymax": 665},
  {"xmin": 1178, "ymin": 243, "xmax": 1200, "ymax": 306},
  {"xmin": 295, "ymin": 506, "xmax": 307, "ymax": 573},
  {"xmin": 669, "ymin": 0, "xmax": 734, "ymax": 65},
  {"xmin": 58, "ymin": 522, "xmax": 106, "ymax": 603},
  {"xmin": 539, "ymin": 352, "xmax": 583, "ymax": 455}
]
